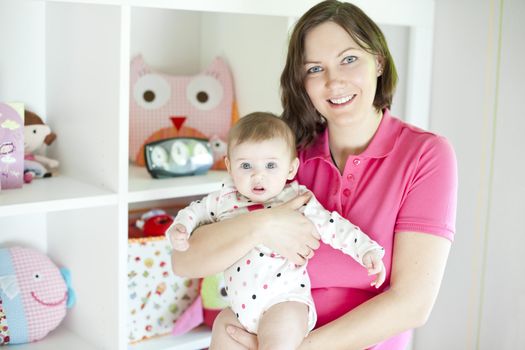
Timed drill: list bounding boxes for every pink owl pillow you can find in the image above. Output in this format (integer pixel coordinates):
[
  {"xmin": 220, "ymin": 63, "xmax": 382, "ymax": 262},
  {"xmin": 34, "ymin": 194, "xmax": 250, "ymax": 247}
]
[{"xmin": 130, "ymin": 56, "xmax": 238, "ymax": 170}]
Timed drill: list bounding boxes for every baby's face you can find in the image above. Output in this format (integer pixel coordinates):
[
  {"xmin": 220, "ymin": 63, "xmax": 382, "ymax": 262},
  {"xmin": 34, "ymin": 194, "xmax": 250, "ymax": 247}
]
[{"xmin": 227, "ymin": 138, "xmax": 298, "ymax": 203}]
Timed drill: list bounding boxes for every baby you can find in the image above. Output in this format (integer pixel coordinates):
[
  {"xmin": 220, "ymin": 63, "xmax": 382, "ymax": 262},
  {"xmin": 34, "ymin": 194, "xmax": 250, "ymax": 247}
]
[{"xmin": 166, "ymin": 112, "xmax": 385, "ymax": 350}]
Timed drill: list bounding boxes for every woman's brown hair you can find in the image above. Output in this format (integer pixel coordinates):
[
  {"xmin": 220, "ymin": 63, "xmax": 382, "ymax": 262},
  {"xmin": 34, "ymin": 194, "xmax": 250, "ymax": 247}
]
[{"xmin": 281, "ymin": 0, "xmax": 398, "ymax": 148}]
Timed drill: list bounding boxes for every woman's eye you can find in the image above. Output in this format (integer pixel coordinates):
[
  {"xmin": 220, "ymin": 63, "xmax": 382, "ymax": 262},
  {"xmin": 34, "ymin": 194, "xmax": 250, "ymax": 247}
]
[
  {"xmin": 266, "ymin": 162, "xmax": 277, "ymax": 169},
  {"xmin": 306, "ymin": 66, "xmax": 322, "ymax": 74},
  {"xmin": 342, "ymin": 56, "xmax": 357, "ymax": 64},
  {"xmin": 241, "ymin": 163, "xmax": 251, "ymax": 170}
]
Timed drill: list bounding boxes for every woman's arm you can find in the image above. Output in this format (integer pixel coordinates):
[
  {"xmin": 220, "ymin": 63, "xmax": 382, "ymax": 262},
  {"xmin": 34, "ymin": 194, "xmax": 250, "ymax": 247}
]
[
  {"xmin": 301, "ymin": 231, "xmax": 451, "ymax": 350},
  {"xmin": 226, "ymin": 231, "xmax": 451, "ymax": 350},
  {"xmin": 171, "ymin": 192, "xmax": 320, "ymax": 278}
]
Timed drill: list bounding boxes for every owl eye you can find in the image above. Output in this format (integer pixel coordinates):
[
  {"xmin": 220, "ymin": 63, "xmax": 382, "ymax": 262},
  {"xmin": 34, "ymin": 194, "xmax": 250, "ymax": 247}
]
[
  {"xmin": 186, "ymin": 75, "xmax": 224, "ymax": 111},
  {"xmin": 133, "ymin": 74, "xmax": 171, "ymax": 110}
]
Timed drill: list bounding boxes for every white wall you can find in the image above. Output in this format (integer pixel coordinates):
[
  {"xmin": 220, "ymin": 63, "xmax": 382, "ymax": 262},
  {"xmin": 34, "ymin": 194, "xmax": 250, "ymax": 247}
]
[
  {"xmin": 416, "ymin": 0, "xmax": 525, "ymax": 349},
  {"xmin": 0, "ymin": 0, "xmax": 46, "ymax": 116}
]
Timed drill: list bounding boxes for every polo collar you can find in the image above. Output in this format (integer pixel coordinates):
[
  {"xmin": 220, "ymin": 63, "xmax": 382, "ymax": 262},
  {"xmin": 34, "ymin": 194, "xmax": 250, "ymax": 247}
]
[{"xmin": 301, "ymin": 109, "xmax": 401, "ymax": 163}]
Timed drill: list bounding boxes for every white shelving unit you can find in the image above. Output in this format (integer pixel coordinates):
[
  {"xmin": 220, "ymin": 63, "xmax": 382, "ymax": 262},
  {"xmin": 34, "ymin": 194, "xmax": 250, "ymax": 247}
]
[{"xmin": 0, "ymin": 0, "xmax": 434, "ymax": 349}]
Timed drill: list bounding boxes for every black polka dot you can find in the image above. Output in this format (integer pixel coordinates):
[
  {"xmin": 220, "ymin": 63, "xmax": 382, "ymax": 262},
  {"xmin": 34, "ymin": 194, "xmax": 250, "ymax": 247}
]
[
  {"xmin": 303, "ymin": 203, "xmax": 307, "ymax": 206},
  {"xmin": 354, "ymin": 238, "xmax": 357, "ymax": 243},
  {"xmin": 259, "ymin": 253, "xmax": 264, "ymax": 257},
  {"xmin": 252, "ymin": 294, "xmax": 256, "ymax": 300},
  {"xmin": 267, "ymin": 206, "xmax": 272, "ymax": 209},
  {"xmin": 236, "ymin": 313, "xmax": 239, "ymax": 318},
  {"xmin": 300, "ymin": 284, "xmax": 305, "ymax": 288},
  {"xmin": 276, "ymin": 273, "xmax": 281, "ymax": 277},
  {"xmin": 329, "ymin": 218, "xmax": 334, "ymax": 223},
  {"xmin": 237, "ymin": 266, "xmax": 241, "ymax": 272},
  {"xmin": 222, "ymin": 183, "xmax": 224, "ymax": 187},
  {"xmin": 211, "ymin": 212, "xmax": 215, "ymax": 216}
]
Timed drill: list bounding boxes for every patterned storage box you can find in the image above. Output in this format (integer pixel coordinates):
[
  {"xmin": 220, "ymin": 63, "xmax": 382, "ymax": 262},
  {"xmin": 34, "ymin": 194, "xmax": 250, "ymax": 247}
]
[{"xmin": 127, "ymin": 237, "xmax": 199, "ymax": 343}]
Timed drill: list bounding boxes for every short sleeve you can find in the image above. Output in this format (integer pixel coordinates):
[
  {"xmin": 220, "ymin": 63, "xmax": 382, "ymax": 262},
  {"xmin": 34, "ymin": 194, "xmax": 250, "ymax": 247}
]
[{"xmin": 395, "ymin": 136, "xmax": 458, "ymax": 240}]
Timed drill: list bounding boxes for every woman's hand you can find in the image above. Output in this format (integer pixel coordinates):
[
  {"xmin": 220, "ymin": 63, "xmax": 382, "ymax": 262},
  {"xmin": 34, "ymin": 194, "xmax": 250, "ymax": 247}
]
[{"xmin": 253, "ymin": 192, "xmax": 320, "ymax": 265}]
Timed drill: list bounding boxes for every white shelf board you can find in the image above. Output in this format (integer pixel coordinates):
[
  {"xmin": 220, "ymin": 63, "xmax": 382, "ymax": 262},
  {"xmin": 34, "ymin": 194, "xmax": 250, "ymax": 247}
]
[
  {"xmin": 0, "ymin": 175, "xmax": 117, "ymax": 217},
  {"xmin": 128, "ymin": 326, "xmax": 211, "ymax": 350},
  {"xmin": 128, "ymin": 165, "xmax": 226, "ymax": 203},
  {"xmin": 8, "ymin": 327, "xmax": 99, "ymax": 350}
]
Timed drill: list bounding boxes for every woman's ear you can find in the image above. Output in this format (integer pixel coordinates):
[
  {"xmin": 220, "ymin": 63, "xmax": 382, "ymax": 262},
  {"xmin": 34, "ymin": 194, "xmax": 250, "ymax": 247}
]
[
  {"xmin": 376, "ymin": 55, "xmax": 385, "ymax": 76},
  {"xmin": 287, "ymin": 157, "xmax": 300, "ymax": 180}
]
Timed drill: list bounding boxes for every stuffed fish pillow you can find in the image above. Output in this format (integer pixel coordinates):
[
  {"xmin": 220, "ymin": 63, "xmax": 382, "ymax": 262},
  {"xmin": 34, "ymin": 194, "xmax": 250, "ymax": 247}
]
[{"xmin": 0, "ymin": 246, "xmax": 75, "ymax": 345}]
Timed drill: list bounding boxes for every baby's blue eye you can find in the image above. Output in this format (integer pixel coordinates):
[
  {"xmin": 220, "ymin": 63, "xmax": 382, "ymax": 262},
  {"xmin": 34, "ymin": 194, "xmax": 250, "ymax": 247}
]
[
  {"xmin": 342, "ymin": 56, "xmax": 357, "ymax": 64},
  {"xmin": 266, "ymin": 162, "xmax": 277, "ymax": 169},
  {"xmin": 306, "ymin": 66, "xmax": 322, "ymax": 74},
  {"xmin": 241, "ymin": 162, "xmax": 251, "ymax": 170}
]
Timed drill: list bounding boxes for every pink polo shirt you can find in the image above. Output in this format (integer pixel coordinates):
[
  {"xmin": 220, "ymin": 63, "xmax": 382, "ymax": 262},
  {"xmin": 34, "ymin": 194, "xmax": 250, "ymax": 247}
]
[{"xmin": 297, "ymin": 110, "xmax": 457, "ymax": 349}]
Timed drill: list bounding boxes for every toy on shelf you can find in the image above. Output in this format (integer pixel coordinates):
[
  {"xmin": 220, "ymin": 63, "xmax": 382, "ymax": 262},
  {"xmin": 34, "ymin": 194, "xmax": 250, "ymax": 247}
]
[
  {"xmin": 0, "ymin": 246, "xmax": 76, "ymax": 345},
  {"xmin": 23, "ymin": 110, "xmax": 59, "ymax": 183},
  {"xmin": 0, "ymin": 102, "xmax": 24, "ymax": 190},
  {"xmin": 172, "ymin": 272, "xmax": 229, "ymax": 336},
  {"xmin": 129, "ymin": 55, "xmax": 239, "ymax": 171},
  {"xmin": 134, "ymin": 209, "xmax": 174, "ymax": 237}
]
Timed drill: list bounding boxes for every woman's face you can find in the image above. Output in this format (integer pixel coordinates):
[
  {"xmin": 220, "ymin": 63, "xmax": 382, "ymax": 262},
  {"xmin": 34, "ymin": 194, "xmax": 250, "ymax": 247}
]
[{"xmin": 303, "ymin": 21, "xmax": 382, "ymax": 126}]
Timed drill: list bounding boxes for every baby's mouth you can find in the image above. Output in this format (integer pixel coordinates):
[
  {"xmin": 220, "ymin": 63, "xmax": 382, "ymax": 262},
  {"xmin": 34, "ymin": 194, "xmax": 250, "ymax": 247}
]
[{"xmin": 251, "ymin": 185, "xmax": 266, "ymax": 194}]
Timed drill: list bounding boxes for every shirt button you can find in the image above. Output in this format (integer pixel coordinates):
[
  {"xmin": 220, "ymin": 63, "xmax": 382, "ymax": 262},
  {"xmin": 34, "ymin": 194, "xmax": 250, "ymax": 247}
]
[
  {"xmin": 353, "ymin": 159, "xmax": 361, "ymax": 166},
  {"xmin": 343, "ymin": 188, "xmax": 351, "ymax": 197},
  {"xmin": 346, "ymin": 174, "xmax": 354, "ymax": 181}
]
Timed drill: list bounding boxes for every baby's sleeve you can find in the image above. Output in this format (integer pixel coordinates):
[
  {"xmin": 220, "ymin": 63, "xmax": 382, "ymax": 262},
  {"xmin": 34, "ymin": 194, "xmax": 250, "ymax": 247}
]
[
  {"xmin": 300, "ymin": 189, "xmax": 384, "ymax": 266},
  {"xmin": 167, "ymin": 191, "xmax": 220, "ymax": 240}
]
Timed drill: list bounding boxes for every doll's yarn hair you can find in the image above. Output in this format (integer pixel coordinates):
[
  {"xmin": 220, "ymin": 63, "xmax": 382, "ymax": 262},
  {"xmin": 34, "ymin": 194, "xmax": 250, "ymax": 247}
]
[{"xmin": 227, "ymin": 112, "xmax": 297, "ymax": 160}]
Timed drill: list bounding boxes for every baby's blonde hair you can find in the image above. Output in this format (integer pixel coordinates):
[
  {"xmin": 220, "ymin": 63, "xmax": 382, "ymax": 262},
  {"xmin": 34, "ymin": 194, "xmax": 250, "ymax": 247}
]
[{"xmin": 227, "ymin": 112, "xmax": 297, "ymax": 159}]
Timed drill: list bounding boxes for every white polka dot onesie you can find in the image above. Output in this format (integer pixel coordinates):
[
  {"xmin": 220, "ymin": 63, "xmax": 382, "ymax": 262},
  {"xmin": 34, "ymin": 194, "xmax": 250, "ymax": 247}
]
[{"xmin": 168, "ymin": 178, "xmax": 384, "ymax": 333}]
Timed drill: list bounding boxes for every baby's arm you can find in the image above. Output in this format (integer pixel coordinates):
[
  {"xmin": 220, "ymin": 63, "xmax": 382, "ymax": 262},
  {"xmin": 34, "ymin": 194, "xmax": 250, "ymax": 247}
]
[
  {"xmin": 299, "ymin": 186, "xmax": 386, "ymax": 287},
  {"xmin": 166, "ymin": 192, "xmax": 219, "ymax": 251}
]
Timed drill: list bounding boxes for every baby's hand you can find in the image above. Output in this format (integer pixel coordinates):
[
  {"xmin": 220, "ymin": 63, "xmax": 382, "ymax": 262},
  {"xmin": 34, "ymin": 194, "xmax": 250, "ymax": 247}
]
[
  {"xmin": 362, "ymin": 250, "xmax": 386, "ymax": 288},
  {"xmin": 166, "ymin": 223, "xmax": 190, "ymax": 251}
]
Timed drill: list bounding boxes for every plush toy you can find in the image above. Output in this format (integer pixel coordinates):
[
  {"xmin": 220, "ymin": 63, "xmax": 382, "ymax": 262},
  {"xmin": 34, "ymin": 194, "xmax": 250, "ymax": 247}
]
[
  {"xmin": 23, "ymin": 110, "xmax": 59, "ymax": 183},
  {"xmin": 129, "ymin": 55, "xmax": 239, "ymax": 170},
  {"xmin": 0, "ymin": 246, "xmax": 75, "ymax": 345},
  {"xmin": 172, "ymin": 272, "xmax": 228, "ymax": 336},
  {"xmin": 135, "ymin": 209, "xmax": 174, "ymax": 237}
]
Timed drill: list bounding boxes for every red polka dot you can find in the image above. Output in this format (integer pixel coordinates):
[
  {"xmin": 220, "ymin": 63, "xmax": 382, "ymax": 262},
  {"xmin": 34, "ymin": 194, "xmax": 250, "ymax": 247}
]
[
  {"xmin": 229, "ymin": 276, "xmax": 232, "ymax": 282},
  {"xmin": 263, "ymin": 284, "xmax": 268, "ymax": 289},
  {"xmin": 242, "ymin": 304, "xmax": 246, "ymax": 309},
  {"xmin": 246, "ymin": 259, "xmax": 251, "ymax": 265},
  {"xmin": 234, "ymin": 205, "xmax": 239, "ymax": 209},
  {"xmin": 270, "ymin": 253, "xmax": 275, "ymax": 258}
]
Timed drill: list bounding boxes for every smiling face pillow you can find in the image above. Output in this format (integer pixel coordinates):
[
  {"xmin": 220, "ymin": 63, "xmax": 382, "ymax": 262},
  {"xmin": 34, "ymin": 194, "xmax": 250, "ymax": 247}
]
[{"xmin": 0, "ymin": 246, "xmax": 75, "ymax": 344}]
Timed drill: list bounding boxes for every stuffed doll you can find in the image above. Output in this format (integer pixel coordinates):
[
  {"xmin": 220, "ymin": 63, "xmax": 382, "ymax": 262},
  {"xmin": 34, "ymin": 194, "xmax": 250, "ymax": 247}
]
[
  {"xmin": 23, "ymin": 111, "xmax": 59, "ymax": 183},
  {"xmin": 0, "ymin": 246, "xmax": 75, "ymax": 345}
]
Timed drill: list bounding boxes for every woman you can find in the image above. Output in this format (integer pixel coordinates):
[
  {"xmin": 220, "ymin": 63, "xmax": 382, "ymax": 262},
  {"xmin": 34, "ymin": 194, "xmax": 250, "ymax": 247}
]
[{"xmin": 172, "ymin": 1, "xmax": 457, "ymax": 349}]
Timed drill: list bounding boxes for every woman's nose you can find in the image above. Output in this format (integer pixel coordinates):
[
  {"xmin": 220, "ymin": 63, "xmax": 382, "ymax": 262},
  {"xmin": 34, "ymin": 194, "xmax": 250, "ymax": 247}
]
[{"xmin": 325, "ymin": 68, "xmax": 345, "ymax": 89}]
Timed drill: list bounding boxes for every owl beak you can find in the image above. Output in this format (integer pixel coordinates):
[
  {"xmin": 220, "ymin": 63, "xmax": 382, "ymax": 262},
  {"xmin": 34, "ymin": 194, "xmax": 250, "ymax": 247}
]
[{"xmin": 170, "ymin": 116, "xmax": 186, "ymax": 131}]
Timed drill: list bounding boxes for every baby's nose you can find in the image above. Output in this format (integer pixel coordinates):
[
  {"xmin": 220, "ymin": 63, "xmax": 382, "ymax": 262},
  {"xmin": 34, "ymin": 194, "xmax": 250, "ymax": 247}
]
[{"xmin": 252, "ymin": 172, "xmax": 264, "ymax": 180}]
